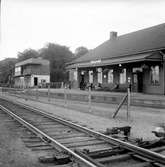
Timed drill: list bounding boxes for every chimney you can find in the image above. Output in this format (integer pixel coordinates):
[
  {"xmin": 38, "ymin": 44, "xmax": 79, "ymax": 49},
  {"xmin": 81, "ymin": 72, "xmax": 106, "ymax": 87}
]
[{"xmin": 110, "ymin": 31, "xmax": 117, "ymax": 40}]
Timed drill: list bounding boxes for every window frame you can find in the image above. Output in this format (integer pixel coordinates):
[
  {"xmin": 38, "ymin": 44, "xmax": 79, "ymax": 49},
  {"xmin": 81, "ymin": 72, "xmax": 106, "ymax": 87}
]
[
  {"xmin": 108, "ymin": 69, "xmax": 114, "ymax": 83},
  {"xmin": 150, "ymin": 65, "xmax": 160, "ymax": 85},
  {"xmin": 119, "ymin": 68, "xmax": 126, "ymax": 84}
]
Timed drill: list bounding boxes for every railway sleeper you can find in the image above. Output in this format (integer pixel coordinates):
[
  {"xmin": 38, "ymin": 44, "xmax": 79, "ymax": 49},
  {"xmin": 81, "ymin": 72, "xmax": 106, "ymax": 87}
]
[
  {"xmin": 130, "ymin": 153, "xmax": 164, "ymax": 167},
  {"xmin": 39, "ymin": 154, "xmax": 71, "ymax": 165},
  {"xmin": 86, "ymin": 147, "xmax": 127, "ymax": 159}
]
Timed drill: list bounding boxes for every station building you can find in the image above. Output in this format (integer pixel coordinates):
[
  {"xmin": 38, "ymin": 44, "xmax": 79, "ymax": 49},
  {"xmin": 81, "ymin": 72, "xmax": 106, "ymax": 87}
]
[
  {"xmin": 67, "ymin": 23, "xmax": 165, "ymax": 95},
  {"xmin": 14, "ymin": 58, "xmax": 50, "ymax": 88}
]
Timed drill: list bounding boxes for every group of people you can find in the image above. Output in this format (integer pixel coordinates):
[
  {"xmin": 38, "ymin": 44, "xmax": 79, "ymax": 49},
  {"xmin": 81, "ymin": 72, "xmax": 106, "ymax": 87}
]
[{"xmin": 80, "ymin": 81, "xmax": 102, "ymax": 91}]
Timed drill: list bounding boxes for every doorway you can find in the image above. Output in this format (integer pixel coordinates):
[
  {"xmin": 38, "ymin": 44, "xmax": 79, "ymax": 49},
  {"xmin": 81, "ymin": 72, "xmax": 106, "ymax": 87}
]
[
  {"xmin": 34, "ymin": 77, "xmax": 38, "ymax": 86},
  {"xmin": 80, "ymin": 74, "xmax": 85, "ymax": 90},
  {"xmin": 132, "ymin": 72, "xmax": 143, "ymax": 92}
]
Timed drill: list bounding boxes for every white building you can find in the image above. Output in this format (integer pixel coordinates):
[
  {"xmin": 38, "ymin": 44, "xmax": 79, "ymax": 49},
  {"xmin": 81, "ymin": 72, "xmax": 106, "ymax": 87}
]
[{"xmin": 14, "ymin": 58, "xmax": 50, "ymax": 88}]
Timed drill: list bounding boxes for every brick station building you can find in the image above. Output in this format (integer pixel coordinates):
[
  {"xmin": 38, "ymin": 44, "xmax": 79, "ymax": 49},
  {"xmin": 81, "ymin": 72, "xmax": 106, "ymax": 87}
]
[
  {"xmin": 14, "ymin": 58, "xmax": 50, "ymax": 88},
  {"xmin": 67, "ymin": 23, "xmax": 165, "ymax": 95}
]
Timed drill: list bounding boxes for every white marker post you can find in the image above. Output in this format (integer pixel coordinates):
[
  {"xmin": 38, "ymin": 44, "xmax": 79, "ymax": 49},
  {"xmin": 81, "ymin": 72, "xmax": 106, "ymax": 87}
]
[{"xmin": 88, "ymin": 86, "xmax": 92, "ymax": 112}]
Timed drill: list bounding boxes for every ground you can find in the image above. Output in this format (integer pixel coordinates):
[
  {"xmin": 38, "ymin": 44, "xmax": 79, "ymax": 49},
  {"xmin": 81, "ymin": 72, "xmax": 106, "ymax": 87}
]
[
  {"xmin": 2, "ymin": 93, "xmax": 165, "ymax": 140},
  {"xmin": 0, "ymin": 112, "xmax": 48, "ymax": 167},
  {"xmin": 0, "ymin": 92, "xmax": 164, "ymax": 166}
]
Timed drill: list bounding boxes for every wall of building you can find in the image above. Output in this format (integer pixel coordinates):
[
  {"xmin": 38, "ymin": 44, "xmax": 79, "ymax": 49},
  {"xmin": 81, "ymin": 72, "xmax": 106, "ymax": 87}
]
[
  {"xmin": 70, "ymin": 61, "xmax": 165, "ymax": 95},
  {"xmin": 69, "ymin": 69, "xmax": 79, "ymax": 88},
  {"xmin": 31, "ymin": 75, "xmax": 50, "ymax": 87},
  {"xmin": 14, "ymin": 75, "xmax": 50, "ymax": 88},
  {"xmin": 24, "ymin": 76, "xmax": 31, "ymax": 88},
  {"xmin": 14, "ymin": 77, "xmax": 24, "ymax": 88},
  {"xmin": 143, "ymin": 64, "xmax": 164, "ymax": 94},
  {"xmin": 23, "ymin": 64, "xmax": 50, "ymax": 75}
]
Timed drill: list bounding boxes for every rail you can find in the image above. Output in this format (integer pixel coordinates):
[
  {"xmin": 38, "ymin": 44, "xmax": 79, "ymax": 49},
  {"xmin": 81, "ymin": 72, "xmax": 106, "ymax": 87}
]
[
  {"xmin": 1, "ymin": 96, "xmax": 165, "ymax": 166},
  {"xmin": 0, "ymin": 104, "xmax": 99, "ymax": 167}
]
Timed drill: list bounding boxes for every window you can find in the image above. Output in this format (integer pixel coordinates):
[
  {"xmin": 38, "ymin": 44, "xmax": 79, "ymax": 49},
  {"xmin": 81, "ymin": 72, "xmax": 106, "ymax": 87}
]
[
  {"xmin": 151, "ymin": 65, "xmax": 159, "ymax": 84},
  {"xmin": 120, "ymin": 68, "xmax": 126, "ymax": 84},
  {"xmin": 97, "ymin": 68, "xmax": 102, "ymax": 84},
  {"xmin": 108, "ymin": 69, "xmax": 113, "ymax": 83},
  {"xmin": 89, "ymin": 70, "xmax": 93, "ymax": 83},
  {"xmin": 41, "ymin": 79, "xmax": 46, "ymax": 83},
  {"xmin": 73, "ymin": 71, "xmax": 77, "ymax": 81},
  {"xmin": 15, "ymin": 66, "xmax": 21, "ymax": 75}
]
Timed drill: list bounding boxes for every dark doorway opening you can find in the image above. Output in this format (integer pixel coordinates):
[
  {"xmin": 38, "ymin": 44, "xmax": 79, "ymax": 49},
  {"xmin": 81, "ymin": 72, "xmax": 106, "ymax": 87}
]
[
  {"xmin": 34, "ymin": 77, "xmax": 38, "ymax": 86},
  {"xmin": 132, "ymin": 72, "xmax": 143, "ymax": 92},
  {"xmin": 80, "ymin": 74, "xmax": 85, "ymax": 90}
]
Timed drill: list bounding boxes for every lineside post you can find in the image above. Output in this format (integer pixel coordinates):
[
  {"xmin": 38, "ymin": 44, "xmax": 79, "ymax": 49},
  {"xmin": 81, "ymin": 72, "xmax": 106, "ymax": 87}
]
[
  {"xmin": 88, "ymin": 86, "xmax": 92, "ymax": 112},
  {"xmin": 0, "ymin": 87, "xmax": 2, "ymax": 96},
  {"xmin": 48, "ymin": 84, "xmax": 50, "ymax": 102},
  {"xmin": 64, "ymin": 84, "xmax": 67, "ymax": 108},
  {"xmin": 36, "ymin": 85, "xmax": 39, "ymax": 100},
  {"xmin": 127, "ymin": 87, "xmax": 131, "ymax": 120}
]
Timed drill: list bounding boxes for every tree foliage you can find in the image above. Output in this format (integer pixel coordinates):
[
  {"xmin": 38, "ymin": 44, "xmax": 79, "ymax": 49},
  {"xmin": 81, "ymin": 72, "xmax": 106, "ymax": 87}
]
[
  {"xmin": 17, "ymin": 49, "xmax": 39, "ymax": 62},
  {"xmin": 75, "ymin": 46, "xmax": 88, "ymax": 58},
  {"xmin": 39, "ymin": 43, "xmax": 74, "ymax": 82},
  {"xmin": 0, "ymin": 43, "xmax": 74, "ymax": 85},
  {"xmin": 0, "ymin": 58, "xmax": 17, "ymax": 85}
]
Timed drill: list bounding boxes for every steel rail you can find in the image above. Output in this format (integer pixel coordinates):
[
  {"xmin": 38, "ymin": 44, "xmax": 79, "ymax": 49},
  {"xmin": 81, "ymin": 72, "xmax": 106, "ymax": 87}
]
[
  {"xmin": 1, "ymin": 96, "xmax": 165, "ymax": 165},
  {"xmin": 0, "ymin": 104, "xmax": 98, "ymax": 167},
  {"xmin": 11, "ymin": 99, "xmax": 165, "ymax": 166}
]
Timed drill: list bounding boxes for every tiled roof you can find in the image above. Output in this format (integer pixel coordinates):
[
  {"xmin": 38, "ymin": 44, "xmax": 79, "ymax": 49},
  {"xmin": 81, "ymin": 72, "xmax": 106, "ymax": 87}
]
[{"xmin": 72, "ymin": 23, "xmax": 165, "ymax": 64}]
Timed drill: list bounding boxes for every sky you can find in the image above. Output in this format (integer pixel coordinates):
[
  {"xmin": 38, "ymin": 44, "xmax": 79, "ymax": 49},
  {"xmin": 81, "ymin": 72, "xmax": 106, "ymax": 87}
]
[{"xmin": 1, "ymin": 0, "xmax": 165, "ymax": 60}]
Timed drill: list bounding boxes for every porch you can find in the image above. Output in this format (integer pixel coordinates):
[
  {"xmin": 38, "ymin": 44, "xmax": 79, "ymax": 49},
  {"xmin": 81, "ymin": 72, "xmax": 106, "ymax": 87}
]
[{"xmin": 74, "ymin": 52, "xmax": 165, "ymax": 95}]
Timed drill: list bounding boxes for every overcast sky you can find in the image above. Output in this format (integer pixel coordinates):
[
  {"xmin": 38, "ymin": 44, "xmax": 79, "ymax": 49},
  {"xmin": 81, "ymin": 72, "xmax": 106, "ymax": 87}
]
[{"xmin": 1, "ymin": 0, "xmax": 165, "ymax": 60}]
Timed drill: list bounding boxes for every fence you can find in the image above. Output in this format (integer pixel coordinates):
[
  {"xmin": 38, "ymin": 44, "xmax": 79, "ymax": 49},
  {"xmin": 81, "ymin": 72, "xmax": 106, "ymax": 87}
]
[{"xmin": 0, "ymin": 86, "xmax": 93, "ymax": 112}]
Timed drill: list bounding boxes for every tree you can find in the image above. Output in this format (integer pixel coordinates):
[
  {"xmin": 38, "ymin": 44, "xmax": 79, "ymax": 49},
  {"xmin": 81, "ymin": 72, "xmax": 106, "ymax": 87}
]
[
  {"xmin": 0, "ymin": 58, "xmax": 17, "ymax": 86},
  {"xmin": 75, "ymin": 46, "xmax": 88, "ymax": 58},
  {"xmin": 39, "ymin": 43, "xmax": 73, "ymax": 82},
  {"xmin": 17, "ymin": 49, "xmax": 39, "ymax": 62}
]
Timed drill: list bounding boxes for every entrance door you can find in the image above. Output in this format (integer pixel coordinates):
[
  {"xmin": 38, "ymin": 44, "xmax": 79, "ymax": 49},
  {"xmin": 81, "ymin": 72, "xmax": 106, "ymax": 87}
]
[
  {"xmin": 132, "ymin": 72, "xmax": 143, "ymax": 92},
  {"xmin": 80, "ymin": 74, "xmax": 85, "ymax": 90},
  {"xmin": 34, "ymin": 77, "xmax": 38, "ymax": 86}
]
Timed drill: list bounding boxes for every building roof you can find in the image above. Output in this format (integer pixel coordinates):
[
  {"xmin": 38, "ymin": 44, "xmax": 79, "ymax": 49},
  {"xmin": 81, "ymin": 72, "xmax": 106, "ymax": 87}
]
[
  {"xmin": 67, "ymin": 52, "xmax": 163, "ymax": 69},
  {"xmin": 70, "ymin": 23, "xmax": 165, "ymax": 66},
  {"xmin": 15, "ymin": 58, "xmax": 49, "ymax": 67}
]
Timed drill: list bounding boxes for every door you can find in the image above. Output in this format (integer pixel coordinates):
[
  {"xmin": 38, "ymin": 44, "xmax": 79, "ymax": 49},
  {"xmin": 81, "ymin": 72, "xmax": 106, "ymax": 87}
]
[
  {"xmin": 80, "ymin": 74, "xmax": 85, "ymax": 90},
  {"xmin": 132, "ymin": 72, "xmax": 143, "ymax": 92},
  {"xmin": 34, "ymin": 77, "xmax": 38, "ymax": 86},
  {"xmin": 137, "ymin": 72, "xmax": 143, "ymax": 92}
]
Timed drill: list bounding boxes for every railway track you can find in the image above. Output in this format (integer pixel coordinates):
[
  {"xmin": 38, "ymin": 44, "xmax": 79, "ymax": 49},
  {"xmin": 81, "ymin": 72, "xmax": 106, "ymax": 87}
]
[{"xmin": 0, "ymin": 96, "xmax": 165, "ymax": 167}]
